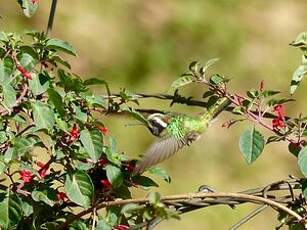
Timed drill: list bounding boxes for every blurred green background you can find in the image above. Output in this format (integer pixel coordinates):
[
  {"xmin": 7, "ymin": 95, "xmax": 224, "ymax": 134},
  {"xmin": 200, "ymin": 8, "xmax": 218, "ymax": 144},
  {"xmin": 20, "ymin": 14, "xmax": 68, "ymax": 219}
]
[{"xmin": 1, "ymin": 0, "xmax": 307, "ymax": 229}]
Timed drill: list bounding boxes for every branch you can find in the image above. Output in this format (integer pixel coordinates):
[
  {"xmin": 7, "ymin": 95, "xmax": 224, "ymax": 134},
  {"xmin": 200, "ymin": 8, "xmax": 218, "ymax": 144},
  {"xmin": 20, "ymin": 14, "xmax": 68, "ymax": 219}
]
[{"xmin": 58, "ymin": 179, "xmax": 304, "ymax": 230}]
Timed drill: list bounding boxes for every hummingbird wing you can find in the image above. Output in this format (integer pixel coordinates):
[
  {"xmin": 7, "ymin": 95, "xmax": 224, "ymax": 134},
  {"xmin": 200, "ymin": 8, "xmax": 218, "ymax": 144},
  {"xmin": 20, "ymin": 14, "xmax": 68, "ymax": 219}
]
[{"xmin": 133, "ymin": 136, "xmax": 186, "ymax": 174}]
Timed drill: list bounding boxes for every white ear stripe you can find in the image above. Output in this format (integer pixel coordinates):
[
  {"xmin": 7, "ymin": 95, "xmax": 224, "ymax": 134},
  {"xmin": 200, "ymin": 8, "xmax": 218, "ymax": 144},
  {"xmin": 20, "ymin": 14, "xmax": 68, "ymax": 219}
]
[{"xmin": 153, "ymin": 117, "xmax": 168, "ymax": 128}]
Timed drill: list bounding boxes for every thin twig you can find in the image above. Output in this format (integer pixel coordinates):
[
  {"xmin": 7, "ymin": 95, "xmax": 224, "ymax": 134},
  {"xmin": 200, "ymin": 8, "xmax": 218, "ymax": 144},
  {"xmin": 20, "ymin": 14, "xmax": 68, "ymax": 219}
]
[
  {"xmin": 229, "ymin": 205, "xmax": 268, "ymax": 230},
  {"xmin": 46, "ymin": 0, "xmax": 58, "ymax": 36}
]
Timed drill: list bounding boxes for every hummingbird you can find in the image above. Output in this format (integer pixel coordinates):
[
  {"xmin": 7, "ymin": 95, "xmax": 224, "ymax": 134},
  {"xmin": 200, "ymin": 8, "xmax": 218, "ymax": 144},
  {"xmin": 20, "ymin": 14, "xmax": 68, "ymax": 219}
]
[{"xmin": 133, "ymin": 97, "xmax": 231, "ymax": 174}]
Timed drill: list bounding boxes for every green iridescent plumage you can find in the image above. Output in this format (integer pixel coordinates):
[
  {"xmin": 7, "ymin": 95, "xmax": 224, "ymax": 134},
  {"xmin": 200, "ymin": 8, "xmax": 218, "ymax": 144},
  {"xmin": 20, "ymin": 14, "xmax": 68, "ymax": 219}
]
[{"xmin": 134, "ymin": 97, "xmax": 230, "ymax": 174}]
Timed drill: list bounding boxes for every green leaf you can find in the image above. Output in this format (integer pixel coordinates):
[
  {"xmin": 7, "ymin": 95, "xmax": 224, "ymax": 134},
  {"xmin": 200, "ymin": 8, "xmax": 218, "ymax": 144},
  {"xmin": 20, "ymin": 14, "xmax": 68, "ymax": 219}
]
[
  {"xmin": 47, "ymin": 88, "xmax": 65, "ymax": 117},
  {"xmin": 290, "ymin": 32, "xmax": 307, "ymax": 49},
  {"xmin": 169, "ymin": 75, "xmax": 194, "ymax": 91},
  {"xmin": 288, "ymin": 143, "xmax": 301, "ymax": 157},
  {"xmin": 51, "ymin": 55, "xmax": 71, "ymax": 69},
  {"xmin": 147, "ymin": 167, "xmax": 171, "ymax": 183},
  {"xmin": 148, "ymin": 192, "xmax": 161, "ymax": 205},
  {"xmin": 69, "ymin": 220, "xmax": 89, "ymax": 230},
  {"xmin": 0, "ymin": 191, "xmax": 23, "ymax": 229},
  {"xmin": 133, "ymin": 176, "xmax": 158, "ymax": 187},
  {"xmin": 105, "ymin": 165, "xmax": 123, "ymax": 188},
  {"xmin": 72, "ymin": 104, "xmax": 87, "ymax": 122},
  {"xmin": 31, "ymin": 189, "xmax": 56, "ymax": 207},
  {"xmin": 29, "ymin": 73, "xmax": 50, "ymax": 95},
  {"xmin": 121, "ymin": 107, "xmax": 148, "ymax": 125},
  {"xmin": 0, "ymin": 57, "xmax": 14, "ymax": 82},
  {"xmin": 18, "ymin": 52, "xmax": 36, "ymax": 71},
  {"xmin": 2, "ymin": 83, "xmax": 16, "ymax": 109},
  {"xmin": 19, "ymin": 45, "xmax": 39, "ymax": 60},
  {"xmin": 202, "ymin": 58, "xmax": 219, "ymax": 73},
  {"xmin": 80, "ymin": 129, "xmax": 103, "ymax": 161},
  {"xmin": 32, "ymin": 101, "xmax": 55, "ymax": 130},
  {"xmin": 12, "ymin": 137, "xmax": 36, "ymax": 157},
  {"xmin": 65, "ymin": 170, "xmax": 94, "ymax": 208},
  {"xmin": 17, "ymin": 0, "xmax": 39, "ymax": 17},
  {"xmin": 96, "ymin": 220, "xmax": 112, "ymax": 230},
  {"xmin": 209, "ymin": 74, "xmax": 226, "ymax": 85},
  {"xmin": 84, "ymin": 78, "xmax": 108, "ymax": 86},
  {"xmin": 239, "ymin": 127, "xmax": 265, "ymax": 164},
  {"xmin": 290, "ymin": 64, "xmax": 307, "ymax": 94},
  {"xmin": 46, "ymin": 39, "xmax": 77, "ymax": 56},
  {"xmin": 298, "ymin": 146, "xmax": 307, "ymax": 177}
]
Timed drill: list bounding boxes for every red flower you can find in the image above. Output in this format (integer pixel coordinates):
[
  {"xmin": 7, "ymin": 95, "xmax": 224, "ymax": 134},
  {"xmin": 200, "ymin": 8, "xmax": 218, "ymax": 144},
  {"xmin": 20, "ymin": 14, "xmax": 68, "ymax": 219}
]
[
  {"xmin": 31, "ymin": 0, "xmax": 39, "ymax": 4},
  {"xmin": 16, "ymin": 64, "xmax": 32, "ymax": 80},
  {"xmin": 272, "ymin": 118, "xmax": 286, "ymax": 129},
  {"xmin": 56, "ymin": 192, "xmax": 68, "ymax": 202},
  {"xmin": 99, "ymin": 126, "xmax": 109, "ymax": 135},
  {"xmin": 36, "ymin": 160, "xmax": 49, "ymax": 178},
  {"xmin": 100, "ymin": 179, "xmax": 112, "ymax": 189},
  {"xmin": 274, "ymin": 104, "xmax": 285, "ymax": 119},
  {"xmin": 114, "ymin": 224, "xmax": 129, "ymax": 230},
  {"xmin": 70, "ymin": 124, "xmax": 80, "ymax": 140},
  {"xmin": 19, "ymin": 170, "xmax": 34, "ymax": 183}
]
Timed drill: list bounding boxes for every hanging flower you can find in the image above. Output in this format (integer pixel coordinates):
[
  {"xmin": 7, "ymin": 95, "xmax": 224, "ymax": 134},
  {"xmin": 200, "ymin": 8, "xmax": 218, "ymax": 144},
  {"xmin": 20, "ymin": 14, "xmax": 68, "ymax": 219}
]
[
  {"xmin": 19, "ymin": 170, "xmax": 34, "ymax": 183},
  {"xmin": 56, "ymin": 192, "xmax": 68, "ymax": 202},
  {"xmin": 98, "ymin": 158, "xmax": 108, "ymax": 167},
  {"xmin": 272, "ymin": 104, "xmax": 286, "ymax": 130},
  {"xmin": 31, "ymin": 0, "xmax": 39, "ymax": 4}
]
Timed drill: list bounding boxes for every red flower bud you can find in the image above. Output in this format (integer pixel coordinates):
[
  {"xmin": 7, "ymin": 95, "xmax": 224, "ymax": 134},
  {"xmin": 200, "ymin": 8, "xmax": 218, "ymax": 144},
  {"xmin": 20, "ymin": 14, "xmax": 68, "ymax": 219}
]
[
  {"xmin": 259, "ymin": 80, "xmax": 264, "ymax": 92},
  {"xmin": 100, "ymin": 179, "xmax": 112, "ymax": 189},
  {"xmin": 19, "ymin": 170, "xmax": 34, "ymax": 183},
  {"xmin": 98, "ymin": 158, "xmax": 108, "ymax": 167},
  {"xmin": 273, "ymin": 104, "xmax": 285, "ymax": 119},
  {"xmin": 31, "ymin": 0, "xmax": 39, "ymax": 4},
  {"xmin": 70, "ymin": 124, "xmax": 80, "ymax": 140},
  {"xmin": 99, "ymin": 126, "xmax": 109, "ymax": 135},
  {"xmin": 16, "ymin": 64, "xmax": 32, "ymax": 80},
  {"xmin": 114, "ymin": 225, "xmax": 129, "ymax": 230}
]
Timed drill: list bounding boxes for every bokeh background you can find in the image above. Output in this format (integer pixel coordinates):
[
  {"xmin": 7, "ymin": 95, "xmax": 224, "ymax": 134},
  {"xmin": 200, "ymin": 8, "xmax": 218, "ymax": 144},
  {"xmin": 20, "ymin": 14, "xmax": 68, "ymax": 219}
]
[{"xmin": 1, "ymin": 1, "xmax": 307, "ymax": 229}]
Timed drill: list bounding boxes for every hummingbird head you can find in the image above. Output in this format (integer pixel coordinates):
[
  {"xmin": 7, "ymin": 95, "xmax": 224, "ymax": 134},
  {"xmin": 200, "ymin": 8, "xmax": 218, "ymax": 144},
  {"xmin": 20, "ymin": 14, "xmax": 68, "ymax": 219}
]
[{"xmin": 147, "ymin": 113, "xmax": 169, "ymax": 136}]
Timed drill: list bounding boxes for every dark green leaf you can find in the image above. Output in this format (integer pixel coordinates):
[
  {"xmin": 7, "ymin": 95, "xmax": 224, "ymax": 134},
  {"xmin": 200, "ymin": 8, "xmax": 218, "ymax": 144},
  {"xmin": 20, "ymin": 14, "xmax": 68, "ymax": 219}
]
[
  {"xmin": 133, "ymin": 176, "xmax": 158, "ymax": 187},
  {"xmin": 12, "ymin": 137, "xmax": 36, "ymax": 156},
  {"xmin": 65, "ymin": 170, "xmax": 94, "ymax": 208},
  {"xmin": 0, "ymin": 191, "xmax": 23, "ymax": 229},
  {"xmin": 51, "ymin": 55, "xmax": 71, "ymax": 69},
  {"xmin": 47, "ymin": 88, "xmax": 65, "ymax": 117},
  {"xmin": 288, "ymin": 143, "xmax": 301, "ymax": 157},
  {"xmin": 105, "ymin": 165, "xmax": 123, "ymax": 188},
  {"xmin": 46, "ymin": 39, "xmax": 77, "ymax": 56},
  {"xmin": 209, "ymin": 74, "xmax": 226, "ymax": 85},
  {"xmin": 239, "ymin": 127, "xmax": 265, "ymax": 164}
]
